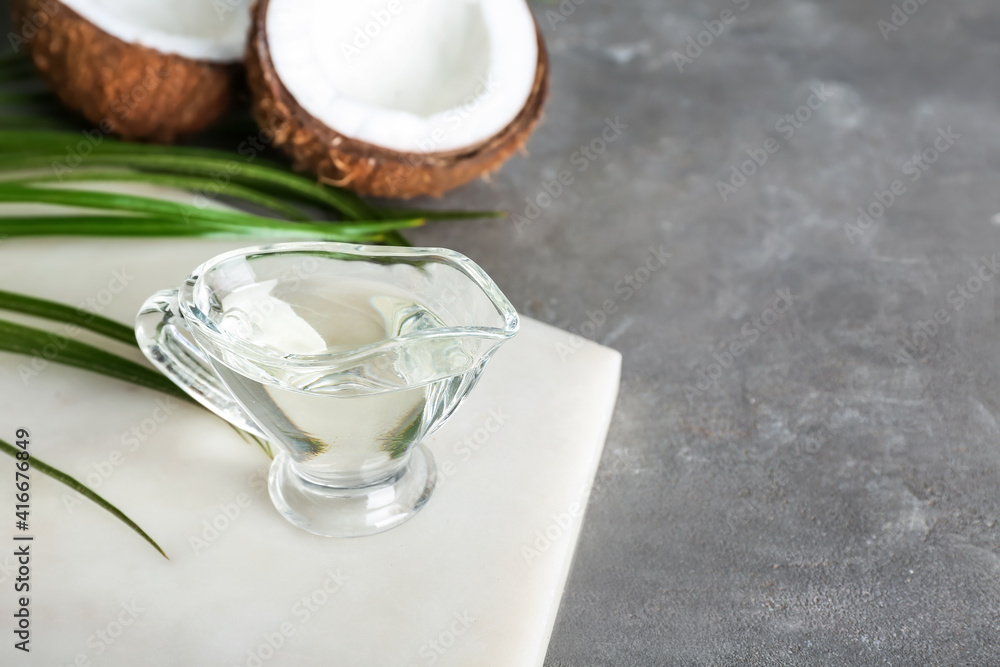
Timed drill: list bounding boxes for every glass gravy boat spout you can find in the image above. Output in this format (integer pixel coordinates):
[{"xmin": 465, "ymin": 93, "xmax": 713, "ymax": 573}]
[{"xmin": 136, "ymin": 242, "xmax": 519, "ymax": 537}]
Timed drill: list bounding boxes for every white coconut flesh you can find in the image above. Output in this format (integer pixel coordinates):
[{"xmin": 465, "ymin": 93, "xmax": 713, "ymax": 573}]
[
  {"xmin": 265, "ymin": 0, "xmax": 539, "ymax": 154},
  {"xmin": 57, "ymin": 0, "xmax": 253, "ymax": 62}
]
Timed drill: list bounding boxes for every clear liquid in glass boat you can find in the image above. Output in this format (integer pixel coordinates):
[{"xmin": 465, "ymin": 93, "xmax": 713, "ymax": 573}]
[
  {"xmin": 137, "ymin": 243, "xmax": 517, "ymax": 537},
  {"xmin": 209, "ymin": 278, "xmax": 467, "ymax": 487}
]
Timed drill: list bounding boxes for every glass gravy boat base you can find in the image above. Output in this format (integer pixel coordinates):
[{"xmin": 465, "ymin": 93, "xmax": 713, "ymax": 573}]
[{"xmin": 267, "ymin": 445, "xmax": 437, "ymax": 538}]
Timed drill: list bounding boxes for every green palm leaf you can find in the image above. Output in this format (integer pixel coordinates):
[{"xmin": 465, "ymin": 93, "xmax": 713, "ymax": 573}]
[
  {"xmin": 0, "ymin": 438, "xmax": 167, "ymax": 558},
  {"xmin": 11, "ymin": 171, "xmax": 312, "ymax": 221},
  {"xmin": 0, "ymin": 289, "xmax": 137, "ymax": 346},
  {"xmin": 0, "ymin": 318, "xmax": 192, "ymax": 401}
]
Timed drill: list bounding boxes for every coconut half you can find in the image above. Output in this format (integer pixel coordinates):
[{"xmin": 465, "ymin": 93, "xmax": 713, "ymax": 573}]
[
  {"xmin": 12, "ymin": 0, "xmax": 252, "ymax": 141},
  {"xmin": 247, "ymin": 0, "xmax": 549, "ymax": 198}
]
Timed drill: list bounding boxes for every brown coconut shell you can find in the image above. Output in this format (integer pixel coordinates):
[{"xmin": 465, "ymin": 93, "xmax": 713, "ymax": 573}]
[
  {"xmin": 11, "ymin": 0, "xmax": 241, "ymax": 142},
  {"xmin": 246, "ymin": 0, "xmax": 549, "ymax": 199}
]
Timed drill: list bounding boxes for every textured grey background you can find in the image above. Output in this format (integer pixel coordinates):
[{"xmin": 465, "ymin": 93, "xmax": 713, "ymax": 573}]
[
  {"xmin": 408, "ymin": 1, "xmax": 1000, "ymax": 665},
  {"xmin": 7, "ymin": 0, "xmax": 1000, "ymax": 664}
]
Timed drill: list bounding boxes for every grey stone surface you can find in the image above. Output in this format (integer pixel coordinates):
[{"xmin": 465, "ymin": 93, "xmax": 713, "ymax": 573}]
[
  {"xmin": 7, "ymin": 0, "xmax": 1000, "ymax": 663},
  {"xmin": 406, "ymin": 1, "xmax": 1000, "ymax": 665}
]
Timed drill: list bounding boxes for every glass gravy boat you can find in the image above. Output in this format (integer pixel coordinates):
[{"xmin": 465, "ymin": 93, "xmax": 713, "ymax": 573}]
[{"xmin": 136, "ymin": 242, "xmax": 518, "ymax": 537}]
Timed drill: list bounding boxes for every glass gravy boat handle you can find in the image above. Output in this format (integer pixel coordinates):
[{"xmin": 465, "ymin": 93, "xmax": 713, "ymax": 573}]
[{"xmin": 135, "ymin": 288, "xmax": 267, "ymax": 439}]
